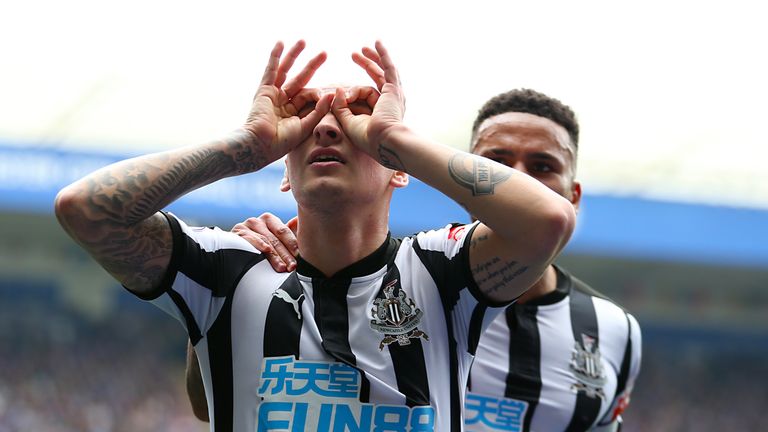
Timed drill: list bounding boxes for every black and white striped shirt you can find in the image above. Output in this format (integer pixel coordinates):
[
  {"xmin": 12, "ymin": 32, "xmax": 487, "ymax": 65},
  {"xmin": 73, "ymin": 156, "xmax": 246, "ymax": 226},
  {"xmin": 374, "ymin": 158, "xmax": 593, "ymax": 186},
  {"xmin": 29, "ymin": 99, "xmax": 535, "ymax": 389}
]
[
  {"xmin": 466, "ymin": 266, "xmax": 642, "ymax": 432},
  {"xmin": 141, "ymin": 213, "xmax": 502, "ymax": 432}
]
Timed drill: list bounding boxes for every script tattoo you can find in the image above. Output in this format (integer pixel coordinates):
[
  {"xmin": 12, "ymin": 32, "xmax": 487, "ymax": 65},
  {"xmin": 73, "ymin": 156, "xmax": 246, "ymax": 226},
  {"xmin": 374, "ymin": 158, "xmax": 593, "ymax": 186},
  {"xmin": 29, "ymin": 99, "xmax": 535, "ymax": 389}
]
[
  {"xmin": 448, "ymin": 153, "xmax": 511, "ymax": 196},
  {"xmin": 472, "ymin": 257, "xmax": 529, "ymax": 294},
  {"xmin": 378, "ymin": 144, "xmax": 407, "ymax": 171}
]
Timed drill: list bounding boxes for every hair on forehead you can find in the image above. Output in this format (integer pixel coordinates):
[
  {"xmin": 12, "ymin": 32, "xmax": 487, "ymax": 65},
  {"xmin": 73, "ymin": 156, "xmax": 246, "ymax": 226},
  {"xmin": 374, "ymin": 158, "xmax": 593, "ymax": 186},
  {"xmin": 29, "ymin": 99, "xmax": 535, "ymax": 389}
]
[{"xmin": 472, "ymin": 89, "xmax": 579, "ymax": 153}]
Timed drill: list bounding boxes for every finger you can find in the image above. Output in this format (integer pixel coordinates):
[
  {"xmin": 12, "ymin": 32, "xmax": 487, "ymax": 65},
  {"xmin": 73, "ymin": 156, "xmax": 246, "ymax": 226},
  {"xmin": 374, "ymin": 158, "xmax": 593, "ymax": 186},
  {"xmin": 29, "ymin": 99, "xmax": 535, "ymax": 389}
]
[
  {"xmin": 283, "ymin": 51, "xmax": 327, "ymax": 98},
  {"xmin": 239, "ymin": 229, "xmax": 289, "ymax": 272},
  {"xmin": 375, "ymin": 40, "xmax": 400, "ymax": 86},
  {"xmin": 233, "ymin": 220, "xmax": 272, "ymax": 254},
  {"xmin": 262, "ymin": 214, "xmax": 299, "ymax": 258},
  {"xmin": 260, "ymin": 41, "xmax": 285, "ymax": 87},
  {"xmin": 286, "ymin": 216, "xmax": 298, "ymax": 235},
  {"xmin": 299, "ymin": 92, "xmax": 333, "ymax": 137},
  {"xmin": 365, "ymin": 87, "xmax": 380, "ymax": 108},
  {"xmin": 261, "ymin": 213, "xmax": 298, "ymax": 263},
  {"xmin": 352, "ymin": 52, "xmax": 386, "ymax": 90},
  {"xmin": 361, "ymin": 46, "xmax": 382, "ymax": 69},
  {"xmin": 274, "ymin": 40, "xmax": 306, "ymax": 89},
  {"xmin": 331, "ymin": 87, "xmax": 354, "ymax": 125},
  {"xmin": 286, "ymin": 88, "xmax": 320, "ymax": 116},
  {"xmin": 346, "ymin": 86, "xmax": 379, "ymax": 104}
]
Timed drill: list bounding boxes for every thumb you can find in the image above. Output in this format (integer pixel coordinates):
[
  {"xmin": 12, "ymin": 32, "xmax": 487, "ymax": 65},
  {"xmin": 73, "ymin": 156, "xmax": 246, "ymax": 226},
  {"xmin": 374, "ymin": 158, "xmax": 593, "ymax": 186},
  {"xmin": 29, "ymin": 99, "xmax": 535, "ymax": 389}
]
[{"xmin": 287, "ymin": 217, "xmax": 298, "ymax": 235}]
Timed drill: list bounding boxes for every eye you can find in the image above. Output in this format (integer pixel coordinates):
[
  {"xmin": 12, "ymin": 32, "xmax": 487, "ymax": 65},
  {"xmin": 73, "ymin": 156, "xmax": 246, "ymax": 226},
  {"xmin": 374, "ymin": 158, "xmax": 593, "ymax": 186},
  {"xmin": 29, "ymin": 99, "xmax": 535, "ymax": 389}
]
[
  {"xmin": 530, "ymin": 162, "xmax": 554, "ymax": 173},
  {"xmin": 297, "ymin": 102, "xmax": 317, "ymax": 118},
  {"xmin": 349, "ymin": 101, "xmax": 373, "ymax": 115}
]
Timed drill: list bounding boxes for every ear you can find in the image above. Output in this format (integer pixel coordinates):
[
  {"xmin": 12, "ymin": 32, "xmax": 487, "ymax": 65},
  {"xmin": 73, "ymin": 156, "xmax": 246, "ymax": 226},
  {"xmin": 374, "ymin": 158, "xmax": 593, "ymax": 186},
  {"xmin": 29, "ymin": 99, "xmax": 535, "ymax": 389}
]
[
  {"xmin": 389, "ymin": 170, "xmax": 409, "ymax": 189},
  {"xmin": 570, "ymin": 180, "xmax": 582, "ymax": 213},
  {"xmin": 280, "ymin": 163, "xmax": 291, "ymax": 192}
]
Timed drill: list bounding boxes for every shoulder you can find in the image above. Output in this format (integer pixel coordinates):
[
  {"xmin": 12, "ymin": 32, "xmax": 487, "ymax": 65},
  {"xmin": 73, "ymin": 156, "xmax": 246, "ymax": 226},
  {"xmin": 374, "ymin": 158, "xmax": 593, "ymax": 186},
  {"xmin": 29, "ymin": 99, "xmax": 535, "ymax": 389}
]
[
  {"xmin": 405, "ymin": 222, "xmax": 480, "ymax": 255},
  {"xmin": 165, "ymin": 212, "xmax": 261, "ymax": 255},
  {"xmin": 557, "ymin": 266, "xmax": 642, "ymax": 338}
]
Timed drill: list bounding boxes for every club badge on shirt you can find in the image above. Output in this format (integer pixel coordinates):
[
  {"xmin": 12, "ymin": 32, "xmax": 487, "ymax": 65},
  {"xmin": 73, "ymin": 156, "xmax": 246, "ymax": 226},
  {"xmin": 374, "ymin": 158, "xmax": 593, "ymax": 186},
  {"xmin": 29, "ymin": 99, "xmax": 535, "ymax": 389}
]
[
  {"xmin": 370, "ymin": 280, "xmax": 429, "ymax": 350},
  {"xmin": 570, "ymin": 333, "xmax": 607, "ymax": 399}
]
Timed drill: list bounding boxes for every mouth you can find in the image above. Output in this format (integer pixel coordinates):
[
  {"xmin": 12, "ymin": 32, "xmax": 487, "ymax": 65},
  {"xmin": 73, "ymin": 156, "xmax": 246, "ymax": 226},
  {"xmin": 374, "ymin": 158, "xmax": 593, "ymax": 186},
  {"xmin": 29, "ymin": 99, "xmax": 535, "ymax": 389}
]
[{"xmin": 308, "ymin": 150, "xmax": 346, "ymax": 165}]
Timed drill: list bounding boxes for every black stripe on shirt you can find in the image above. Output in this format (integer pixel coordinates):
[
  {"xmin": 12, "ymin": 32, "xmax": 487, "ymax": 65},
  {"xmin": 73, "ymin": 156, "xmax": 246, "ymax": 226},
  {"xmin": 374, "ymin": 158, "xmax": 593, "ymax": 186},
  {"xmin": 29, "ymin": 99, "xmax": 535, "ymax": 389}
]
[
  {"xmin": 167, "ymin": 288, "xmax": 203, "ymax": 345},
  {"xmin": 504, "ymin": 304, "xmax": 542, "ymax": 431},
  {"xmin": 150, "ymin": 212, "xmax": 267, "ymax": 300},
  {"xmin": 467, "ymin": 304, "xmax": 487, "ymax": 356},
  {"xmin": 177, "ymin": 238, "xmax": 266, "ymax": 298},
  {"xmin": 614, "ymin": 313, "xmax": 633, "ymax": 396},
  {"xmin": 312, "ymin": 277, "xmax": 371, "ymax": 403},
  {"xmin": 206, "ymin": 289, "xmax": 235, "ymax": 432},
  {"xmin": 413, "ymin": 238, "xmax": 473, "ymax": 432},
  {"xmin": 378, "ymin": 264, "xmax": 431, "ymax": 406},
  {"xmin": 566, "ymin": 287, "xmax": 602, "ymax": 431},
  {"xmin": 263, "ymin": 272, "xmax": 304, "ymax": 359}
]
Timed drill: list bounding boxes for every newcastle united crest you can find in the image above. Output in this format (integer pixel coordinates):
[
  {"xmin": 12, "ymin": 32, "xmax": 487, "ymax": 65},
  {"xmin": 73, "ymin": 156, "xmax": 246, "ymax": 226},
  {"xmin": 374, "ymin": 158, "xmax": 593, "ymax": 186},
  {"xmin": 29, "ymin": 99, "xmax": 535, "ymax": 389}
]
[
  {"xmin": 570, "ymin": 333, "xmax": 607, "ymax": 399},
  {"xmin": 370, "ymin": 280, "xmax": 429, "ymax": 350}
]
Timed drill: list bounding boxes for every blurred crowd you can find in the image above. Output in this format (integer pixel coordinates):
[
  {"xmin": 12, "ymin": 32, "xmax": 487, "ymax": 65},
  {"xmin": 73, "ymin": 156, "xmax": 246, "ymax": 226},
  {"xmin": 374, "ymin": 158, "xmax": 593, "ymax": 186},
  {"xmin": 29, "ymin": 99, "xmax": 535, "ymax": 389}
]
[
  {"xmin": 1, "ymin": 284, "xmax": 766, "ymax": 432},
  {"xmin": 0, "ymin": 285, "xmax": 205, "ymax": 432},
  {"xmin": 624, "ymin": 337, "xmax": 768, "ymax": 431}
]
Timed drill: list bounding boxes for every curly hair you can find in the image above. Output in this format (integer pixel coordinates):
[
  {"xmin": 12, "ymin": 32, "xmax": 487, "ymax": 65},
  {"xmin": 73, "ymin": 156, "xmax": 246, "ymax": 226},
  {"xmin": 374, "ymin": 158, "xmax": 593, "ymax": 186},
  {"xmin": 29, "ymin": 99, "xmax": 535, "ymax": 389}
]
[{"xmin": 471, "ymin": 89, "xmax": 579, "ymax": 153}]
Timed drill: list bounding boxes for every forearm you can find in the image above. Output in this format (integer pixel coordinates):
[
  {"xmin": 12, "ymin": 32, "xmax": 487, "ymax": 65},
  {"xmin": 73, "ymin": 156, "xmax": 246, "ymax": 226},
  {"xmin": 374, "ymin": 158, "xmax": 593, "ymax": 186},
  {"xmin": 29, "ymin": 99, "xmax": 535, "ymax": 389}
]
[
  {"xmin": 379, "ymin": 128, "xmax": 575, "ymax": 302},
  {"xmin": 54, "ymin": 129, "xmax": 272, "ymax": 291},
  {"xmin": 383, "ymin": 128, "xmax": 574, "ymax": 250}
]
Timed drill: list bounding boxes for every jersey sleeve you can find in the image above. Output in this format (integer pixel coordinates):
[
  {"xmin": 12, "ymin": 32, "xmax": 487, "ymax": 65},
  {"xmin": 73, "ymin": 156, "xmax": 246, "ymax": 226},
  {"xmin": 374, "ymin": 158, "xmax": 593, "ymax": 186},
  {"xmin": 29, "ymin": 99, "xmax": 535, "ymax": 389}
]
[
  {"xmin": 598, "ymin": 312, "xmax": 643, "ymax": 427},
  {"xmin": 411, "ymin": 222, "xmax": 507, "ymax": 355},
  {"xmin": 136, "ymin": 212, "xmax": 266, "ymax": 343}
]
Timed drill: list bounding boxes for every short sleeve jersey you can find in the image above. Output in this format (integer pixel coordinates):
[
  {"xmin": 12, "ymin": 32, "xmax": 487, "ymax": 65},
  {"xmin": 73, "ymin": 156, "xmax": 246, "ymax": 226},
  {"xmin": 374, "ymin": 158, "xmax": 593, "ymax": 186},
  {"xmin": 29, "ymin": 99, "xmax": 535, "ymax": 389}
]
[
  {"xmin": 137, "ymin": 213, "xmax": 502, "ymax": 432},
  {"xmin": 465, "ymin": 266, "xmax": 642, "ymax": 432}
]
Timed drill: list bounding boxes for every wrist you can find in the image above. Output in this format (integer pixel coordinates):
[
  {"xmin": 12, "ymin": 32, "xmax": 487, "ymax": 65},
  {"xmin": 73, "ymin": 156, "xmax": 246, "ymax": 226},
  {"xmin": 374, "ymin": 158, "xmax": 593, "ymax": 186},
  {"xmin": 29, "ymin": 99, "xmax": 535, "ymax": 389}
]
[
  {"xmin": 228, "ymin": 128, "xmax": 275, "ymax": 173},
  {"xmin": 375, "ymin": 125, "xmax": 416, "ymax": 172}
]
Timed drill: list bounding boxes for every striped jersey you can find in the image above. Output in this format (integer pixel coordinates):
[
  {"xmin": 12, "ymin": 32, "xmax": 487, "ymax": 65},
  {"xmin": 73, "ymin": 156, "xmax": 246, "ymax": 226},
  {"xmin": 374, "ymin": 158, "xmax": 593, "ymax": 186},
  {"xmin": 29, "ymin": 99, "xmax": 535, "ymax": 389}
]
[
  {"xmin": 466, "ymin": 266, "xmax": 642, "ymax": 432},
  {"xmin": 139, "ymin": 213, "xmax": 502, "ymax": 432}
]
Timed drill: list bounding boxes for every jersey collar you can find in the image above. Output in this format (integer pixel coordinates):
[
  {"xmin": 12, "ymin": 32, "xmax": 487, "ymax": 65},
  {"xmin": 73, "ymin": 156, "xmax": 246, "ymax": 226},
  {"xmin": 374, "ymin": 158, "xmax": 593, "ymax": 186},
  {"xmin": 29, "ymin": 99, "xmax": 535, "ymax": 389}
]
[{"xmin": 521, "ymin": 264, "xmax": 572, "ymax": 306}]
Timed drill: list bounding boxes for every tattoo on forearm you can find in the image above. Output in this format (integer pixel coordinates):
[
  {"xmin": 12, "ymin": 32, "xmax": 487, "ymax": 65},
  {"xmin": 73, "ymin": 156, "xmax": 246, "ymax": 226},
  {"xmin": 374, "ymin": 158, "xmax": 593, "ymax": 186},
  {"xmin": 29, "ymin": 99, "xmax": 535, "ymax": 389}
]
[
  {"xmin": 379, "ymin": 144, "xmax": 406, "ymax": 171},
  {"xmin": 472, "ymin": 257, "xmax": 529, "ymax": 294},
  {"xmin": 124, "ymin": 148, "xmax": 237, "ymax": 224},
  {"xmin": 82, "ymin": 213, "xmax": 174, "ymax": 290},
  {"xmin": 230, "ymin": 130, "xmax": 269, "ymax": 172},
  {"xmin": 62, "ymin": 131, "xmax": 271, "ymax": 291},
  {"xmin": 448, "ymin": 153, "xmax": 511, "ymax": 196},
  {"xmin": 87, "ymin": 136, "xmax": 266, "ymax": 225}
]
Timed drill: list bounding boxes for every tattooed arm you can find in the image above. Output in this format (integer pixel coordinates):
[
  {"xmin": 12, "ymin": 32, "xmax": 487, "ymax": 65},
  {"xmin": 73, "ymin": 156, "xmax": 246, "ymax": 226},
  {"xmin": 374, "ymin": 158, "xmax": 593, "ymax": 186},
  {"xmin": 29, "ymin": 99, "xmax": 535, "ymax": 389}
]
[
  {"xmin": 334, "ymin": 42, "xmax": 576, "ymax": 303},
  {"xmin": 54, "ymin": 40, "xmax": 332, "ymax": 296}
]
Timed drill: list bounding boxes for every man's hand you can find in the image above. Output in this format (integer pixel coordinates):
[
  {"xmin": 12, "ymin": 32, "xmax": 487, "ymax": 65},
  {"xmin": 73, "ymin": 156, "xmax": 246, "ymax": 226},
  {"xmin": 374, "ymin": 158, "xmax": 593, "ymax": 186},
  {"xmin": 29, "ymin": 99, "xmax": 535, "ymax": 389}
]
[
  {"xmin": 332, "ymin": 41, "xmax": 408, "ymax": 171},
  {"xmin": 244, "ymin": 40, "xmax": 334, "ymax": 164},
  {"xmin": 232, "ymin": 213, "xmax": 298, "ymax": 272}
]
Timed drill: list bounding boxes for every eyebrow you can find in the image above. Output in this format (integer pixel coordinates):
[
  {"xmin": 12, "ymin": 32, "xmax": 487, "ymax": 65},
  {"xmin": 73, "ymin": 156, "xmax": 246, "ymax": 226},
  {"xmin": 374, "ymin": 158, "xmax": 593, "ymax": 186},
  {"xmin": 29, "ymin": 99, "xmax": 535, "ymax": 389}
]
[{"xmin": 482, "ymin": 148, "xmax": 561, "ymax": 162}]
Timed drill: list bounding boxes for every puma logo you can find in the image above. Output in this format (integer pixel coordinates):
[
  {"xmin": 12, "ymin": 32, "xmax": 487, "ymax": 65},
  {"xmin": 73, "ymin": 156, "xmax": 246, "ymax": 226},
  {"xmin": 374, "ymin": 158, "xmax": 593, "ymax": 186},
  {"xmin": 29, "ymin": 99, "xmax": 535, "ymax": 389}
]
[{"xmin": 272, "ymin": 289, "xmax": 305, "ymax": 320}]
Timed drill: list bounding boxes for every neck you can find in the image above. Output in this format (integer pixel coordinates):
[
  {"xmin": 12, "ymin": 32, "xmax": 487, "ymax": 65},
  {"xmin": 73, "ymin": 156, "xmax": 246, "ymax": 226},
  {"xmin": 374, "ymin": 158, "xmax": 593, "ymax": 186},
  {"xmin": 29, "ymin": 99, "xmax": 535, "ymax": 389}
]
[
  {"xmin": 295, "ymin": 203, "xmax": 390, "ymax": 277},
  {"xmin": 516, "ymin": 265, "xmax": 557, "ymax": 304}
]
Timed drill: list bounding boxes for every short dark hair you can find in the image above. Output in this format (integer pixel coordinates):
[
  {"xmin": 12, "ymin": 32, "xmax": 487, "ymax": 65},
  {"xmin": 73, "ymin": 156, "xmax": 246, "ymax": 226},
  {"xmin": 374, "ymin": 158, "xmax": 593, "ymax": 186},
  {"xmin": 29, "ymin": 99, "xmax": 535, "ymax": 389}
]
[{"xmin": 471, "ymin": 89, "xmax": 579, "ymax": 152}]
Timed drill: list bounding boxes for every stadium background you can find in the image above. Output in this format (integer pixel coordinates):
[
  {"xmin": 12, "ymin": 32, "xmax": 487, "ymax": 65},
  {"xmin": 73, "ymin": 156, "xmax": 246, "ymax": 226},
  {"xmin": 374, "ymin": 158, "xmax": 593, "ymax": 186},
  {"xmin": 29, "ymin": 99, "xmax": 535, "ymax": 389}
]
[{"xmin": 1, "ymin": 1, "xmax": 766, "ymax": 431}]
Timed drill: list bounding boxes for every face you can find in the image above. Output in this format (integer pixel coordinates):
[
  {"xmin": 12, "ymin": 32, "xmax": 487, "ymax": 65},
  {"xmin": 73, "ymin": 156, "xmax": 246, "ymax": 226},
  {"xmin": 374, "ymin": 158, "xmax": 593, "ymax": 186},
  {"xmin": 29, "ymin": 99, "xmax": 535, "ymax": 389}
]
[
  {"xmin": 283, "ymin": 87, "xmax": 405, "ymax": 209},
  {"xmin": 472, "ymin": 112, "xmax": 581, "ymax": 209}
]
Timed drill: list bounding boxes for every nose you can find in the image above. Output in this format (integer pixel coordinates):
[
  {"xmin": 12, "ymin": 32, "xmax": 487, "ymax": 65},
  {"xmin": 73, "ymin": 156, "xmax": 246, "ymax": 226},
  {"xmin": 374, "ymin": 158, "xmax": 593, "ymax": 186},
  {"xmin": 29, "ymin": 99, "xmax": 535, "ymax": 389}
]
[
  {"xmin": 313, "ymin": 113, "xmax": 343, "ymax": 146},
  {"xmin": 511, "ymin": 161, "xmax": 528, "ymax": 175}
]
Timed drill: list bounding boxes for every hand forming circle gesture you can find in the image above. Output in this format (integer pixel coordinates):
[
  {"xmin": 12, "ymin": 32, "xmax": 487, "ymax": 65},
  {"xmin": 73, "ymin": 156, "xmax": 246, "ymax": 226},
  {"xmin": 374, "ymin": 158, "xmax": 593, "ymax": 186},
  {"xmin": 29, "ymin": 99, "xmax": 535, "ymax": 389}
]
[
  {"xmin": 332, "ymin": 41, "xmax": 408, "ymax": 170},
  {"xmin": 244, "ymin": 40, "xmax": 334, "ymax": 164}
]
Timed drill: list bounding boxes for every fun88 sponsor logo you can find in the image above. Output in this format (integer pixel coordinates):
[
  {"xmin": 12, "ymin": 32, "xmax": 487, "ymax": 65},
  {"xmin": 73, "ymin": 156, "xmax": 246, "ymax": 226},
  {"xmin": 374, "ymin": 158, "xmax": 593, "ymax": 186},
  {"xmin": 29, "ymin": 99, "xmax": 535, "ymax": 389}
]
[
  {"xmin": 256, "ymin": 356, "xmax": 435, "ymax": 431},
  {"xmin": 464, "ymin": 393, "xmax": 528, "ymax": 431}
]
